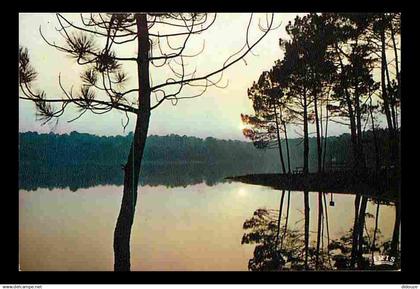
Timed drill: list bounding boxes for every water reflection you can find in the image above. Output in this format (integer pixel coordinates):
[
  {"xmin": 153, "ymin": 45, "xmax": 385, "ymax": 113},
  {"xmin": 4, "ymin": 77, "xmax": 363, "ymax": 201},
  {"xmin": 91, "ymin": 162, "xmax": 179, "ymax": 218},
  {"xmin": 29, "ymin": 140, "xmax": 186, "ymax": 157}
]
[
  {"xmin": 241, "ymin": 192, "xmax": 400, "ymax": 271},
  {"xmin": 19, "ymin": 162, "xmax": 277, "ymax": 191},
  {"xmin": 20, "ymin": 183, "xmax": 273, "ymax": 271},
  {"xmin": 19, "ymin": 180, "xmax": 398, "ymax": 271}
]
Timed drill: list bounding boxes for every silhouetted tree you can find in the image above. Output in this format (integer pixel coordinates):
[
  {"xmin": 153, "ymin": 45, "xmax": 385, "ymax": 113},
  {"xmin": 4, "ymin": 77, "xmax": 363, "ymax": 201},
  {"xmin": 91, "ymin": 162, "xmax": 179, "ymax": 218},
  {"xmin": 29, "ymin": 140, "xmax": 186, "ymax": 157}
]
[
  {"xmin": 273, "ymin": 15, "xmax": 337, "ymax": 268},
  {"xmin": 322, "ymin": 13, "xmax": 400, "ymax": 172},
  {"xmin": 374, "ymin": 13, "xmax": 400, "ymax": 168},
  {"xmin": 282, "ymin": 14, "xmax": 336, "ymax": 268},
  {"xmin": 241, "ymin": 71, "xmax": 291, "ymax": 173}
]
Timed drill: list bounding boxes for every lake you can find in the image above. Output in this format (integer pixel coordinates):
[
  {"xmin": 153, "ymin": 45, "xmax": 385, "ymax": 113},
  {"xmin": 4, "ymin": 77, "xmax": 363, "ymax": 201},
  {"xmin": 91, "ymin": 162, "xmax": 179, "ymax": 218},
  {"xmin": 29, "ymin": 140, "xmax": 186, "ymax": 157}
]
[{"xmin": 19, "ymin": 167, "xmax": 398, "ymax": 271}]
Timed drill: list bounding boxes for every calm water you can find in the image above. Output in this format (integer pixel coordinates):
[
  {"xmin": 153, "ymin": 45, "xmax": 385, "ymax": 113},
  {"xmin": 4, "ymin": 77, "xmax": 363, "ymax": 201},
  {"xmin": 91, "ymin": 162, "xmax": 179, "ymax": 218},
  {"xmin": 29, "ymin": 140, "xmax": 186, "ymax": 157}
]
[{"xmin": 19, "ymin": 180, "xmax": 396, "ymax": 271}]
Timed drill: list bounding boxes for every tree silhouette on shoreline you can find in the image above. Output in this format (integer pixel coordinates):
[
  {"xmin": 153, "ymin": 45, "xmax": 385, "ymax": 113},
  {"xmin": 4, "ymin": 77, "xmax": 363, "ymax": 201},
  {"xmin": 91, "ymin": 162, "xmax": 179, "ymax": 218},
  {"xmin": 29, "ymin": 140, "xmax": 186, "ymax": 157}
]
[{"xmin": 240, "ymin": 12, "xmax": 400, "ymax": 271}]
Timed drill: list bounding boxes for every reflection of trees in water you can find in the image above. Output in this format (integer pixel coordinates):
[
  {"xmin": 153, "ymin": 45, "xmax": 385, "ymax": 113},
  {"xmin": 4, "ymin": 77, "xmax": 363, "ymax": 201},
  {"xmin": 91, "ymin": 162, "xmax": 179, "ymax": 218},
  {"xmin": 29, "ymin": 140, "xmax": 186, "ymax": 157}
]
[
  {"xmin": 328, "ymin": 227, "xmax": 400, "ymax": 270},
  {"xmin": 241, "ymin": 195, "xmax": 400, "ymax": 271},
  {"xmin": 242, "ymin": 208, "xmax": 306, "ymax": 271},
  {"xmin": 241, "ymin": 207, "xmax": 331, "ymax": 270},
  {"xmin": 19, "ymin": 161, "xmax": 276, "ymax": 191}
]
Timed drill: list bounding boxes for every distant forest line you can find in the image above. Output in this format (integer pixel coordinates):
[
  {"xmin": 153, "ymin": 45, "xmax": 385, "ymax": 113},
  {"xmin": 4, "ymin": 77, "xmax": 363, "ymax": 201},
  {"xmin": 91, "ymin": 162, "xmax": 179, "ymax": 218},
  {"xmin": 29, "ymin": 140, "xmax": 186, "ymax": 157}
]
[{"xmin": 19, "ymin": 129, "xmax": 397, "ymax": 190}]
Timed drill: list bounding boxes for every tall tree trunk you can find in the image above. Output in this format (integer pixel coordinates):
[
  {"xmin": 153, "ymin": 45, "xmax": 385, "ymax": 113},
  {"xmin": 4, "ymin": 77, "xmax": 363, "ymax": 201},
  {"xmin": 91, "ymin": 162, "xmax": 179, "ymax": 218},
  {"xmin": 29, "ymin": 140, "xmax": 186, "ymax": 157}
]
[
  {"xmin": 338, "ymin": 44, "xmax": 365, "ymax": 266},
  {"xmin": 314, "ymin": 94, "xmax": 322, "ymax": 173},
  {"xmin": 284, "ymin": 123, "xmax": 291, "ymax": 174},
  {"xmin": 354, "ymin": 86, "xmax": 366, "ymax": 172},
  {"xmin": 384, "ymin": 48, "xmax": 397, "ymax": 133},
  {"xmin": 303, "ymin": 89, "xmax": 309, "ymax": 176},
  {"xmin": 390, "ymin": 16, "xmax": 400, "ymax": 130},
  {"xmin": 380, "ymin": 17, "xmax": 397, "ymax": 167},
  {"xmin": 322, "ymin": 98, "xmax": 329, "ymax": 172},
  {"xmin": 380, "ymin": 18, "xmax": 394, "ymax": 133},
  {"xmin": 274, "ymin": 104, "xmax": 286, "ymax": 174},
  {"xmin": 336, "ymin": 45, "xmax": 359, "ymax": 171},
  {"xmin": 113, "ymin": 13, "xmax": 151, "ymax": 272},
  {"xmin": 336, "ymin": 56, "xmax": 362, "ymax": 260},
  {"xmin": 382, "ymin": 26, "xmax": 399, "ymax": 168},
  {"xmin": 280, "ymin": 105, "xmax": 291, "ymax": 174},
  {"xmin": 390, "ymin": 16, "xmax": 400, "ymax": 91},
  {"xmin": 369, "ymin": 96, "xmax": 380, "ymax": 173},
  {"xmin": 345, "ymin": 91, "xmax": 358, "ymax": 171},
  {"xmin": 313, "ymin": 92, "xmax": 323, "ymax": 269},
  {"xmin": 302, "ymin": 89, "xmax": 310, "ymax": 270},
  {"xmin": 381, "ymin": 16, "xmax": 398, "ymax": 131}
]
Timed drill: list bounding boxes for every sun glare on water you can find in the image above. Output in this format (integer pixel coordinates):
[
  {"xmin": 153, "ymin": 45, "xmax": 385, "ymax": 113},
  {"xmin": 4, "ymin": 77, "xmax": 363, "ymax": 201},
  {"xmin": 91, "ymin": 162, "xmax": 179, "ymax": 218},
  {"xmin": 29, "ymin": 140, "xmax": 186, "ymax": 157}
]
[{"xmin": 237, "ymin": 188, "xmax": 247, "ymax": 197}]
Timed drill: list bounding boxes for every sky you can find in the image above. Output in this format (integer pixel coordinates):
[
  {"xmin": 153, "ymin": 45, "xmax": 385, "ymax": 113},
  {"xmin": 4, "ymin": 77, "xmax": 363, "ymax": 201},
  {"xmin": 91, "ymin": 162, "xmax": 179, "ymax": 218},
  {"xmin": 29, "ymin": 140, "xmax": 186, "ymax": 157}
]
[{"xmin": 19, "ymin": 13, "xmax": 355, "ymax": 141}]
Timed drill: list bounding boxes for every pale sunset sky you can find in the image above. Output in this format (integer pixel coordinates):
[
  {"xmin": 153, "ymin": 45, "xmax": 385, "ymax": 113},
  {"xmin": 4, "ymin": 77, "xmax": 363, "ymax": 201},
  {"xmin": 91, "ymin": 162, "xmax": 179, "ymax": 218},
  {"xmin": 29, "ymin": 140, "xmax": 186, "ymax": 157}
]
[{"xmin": 19, "ymin": 13, "xmax": 361, "ymax": 140}]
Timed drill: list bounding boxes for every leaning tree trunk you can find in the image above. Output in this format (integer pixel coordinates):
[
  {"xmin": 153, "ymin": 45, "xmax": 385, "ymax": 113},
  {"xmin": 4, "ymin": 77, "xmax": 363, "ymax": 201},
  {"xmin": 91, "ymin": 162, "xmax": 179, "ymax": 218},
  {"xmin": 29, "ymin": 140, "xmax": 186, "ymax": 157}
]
[
  {"xmin": 380, "ymin": 18, "xmax": 397, "ymax": 167},
  {"xmin": 390, "ymin": 17, "xmax": 401, "ymax": 130},
  {"xmin": 322, "ymin": 98, "xmax": 329, "ymax": 172},
  {"xmin": 279, "ymin": 105, "xmax": 291, "ymax": 174},
  {"xmin": 380, "ymin": 33, "xmax": 394, "ymax": 134},
  {"xmin": 273, "ymin": 104, "xmax": 286, "ymax": 174},
  {"xmin": 382, "ymin": 29, "xmax": 399, "ymax": 168},
  {"xmin": 369, "ymin": 96, "xmax": 380, "ymax": 174},
  {"xmin": 390, "ymin": 17, "xmax": 400, "ymax": 92},
  {"xmin": 113, "ymin": 13, "xmax": 151, "ymax": 272},
  {"xmin": 283, "ymin": 122, "xmax": 291, "ymax": 174},
  {"xmin": 384, "ymin": 52, "xmax": 397, "ymax": 132},
  {"xmin": 336, "ymin": 45, "xmax": 359, "ymax": 172},
  {"xmin": 302, "ymin": 89, "xmax": 310, "ymax": 270},
  {"xmin": 313, "ymin": 93, "xmax": 322, "ymax": 174},
  {"xmin": 303, "ymin": 90, "xmax": 309, "ymax": 176},
  {"xmin": 354, "ymin": 87, "xmax": 366, "ymax": 172},
  {"xmin": 313, "ymin": 92, "xmax": 323, "ymax": 269}
]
